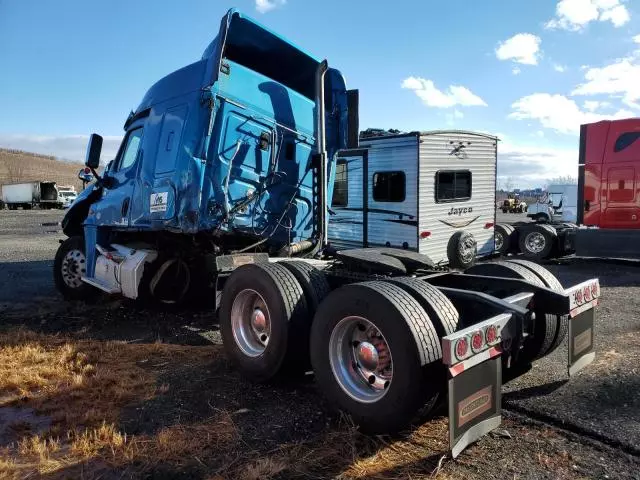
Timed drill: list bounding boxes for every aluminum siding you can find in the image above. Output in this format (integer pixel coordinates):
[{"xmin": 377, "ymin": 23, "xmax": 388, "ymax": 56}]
[
  {"xmin": 418, "ymin": 131, "xmax": 497, "ymax": 264},
  {"xmin": 327, "ymin": 154, "xmax": 365, "ymax": 249}
]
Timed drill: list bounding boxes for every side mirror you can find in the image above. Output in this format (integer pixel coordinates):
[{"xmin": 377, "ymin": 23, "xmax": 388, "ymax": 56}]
[
  {"xmin": 85, "ymin": 134, "xmax": 103, "ymax": 169},
  {"xmin": 78, "ymin": 167, "xmax": 93, "ymax": 183}
]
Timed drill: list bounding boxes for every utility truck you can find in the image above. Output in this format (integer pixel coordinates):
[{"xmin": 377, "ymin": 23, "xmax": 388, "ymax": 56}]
[{"xmin": 54, "ymin": 9, "xmax": 600, "ymax": 458}]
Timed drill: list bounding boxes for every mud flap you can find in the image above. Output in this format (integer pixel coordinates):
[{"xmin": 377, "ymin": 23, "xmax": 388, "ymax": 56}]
[
  {"xmin": 568, "ymin": 306, "xmax": 596, "ymax": 376},
  {"xmin": 448, "ymin": 356, "xmax": 502, "ymax": 458}
]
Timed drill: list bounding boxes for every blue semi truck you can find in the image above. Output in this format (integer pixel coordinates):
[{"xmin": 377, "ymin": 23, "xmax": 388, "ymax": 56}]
[{"xmin": 55, "ymin": 9, "xmax": 600, "ymax": 457}]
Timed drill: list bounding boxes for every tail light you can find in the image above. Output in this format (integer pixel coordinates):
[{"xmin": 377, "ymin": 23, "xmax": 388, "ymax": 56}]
[
  {"xmin": 484, "ymin": 222, "xmax": 494, "ymax": 229},
  {"xmin": 471, "ymin": 331, "xmax": 484, "ymax": 352},
  {"xmin": 455, "ymin": 338, "xmax": 468, "ymax": 360},
  {"xmin": 485, "ymin": 325, "xmax": 498, "ymax": 345},
  {"xmin": 420, "ymin": 231, "xmax": 431, "ymax": 239}
]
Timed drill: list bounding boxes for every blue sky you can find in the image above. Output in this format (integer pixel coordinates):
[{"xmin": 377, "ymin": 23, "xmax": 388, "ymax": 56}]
[{"xmin": 1, "ymin": 0, "xmax": 639, "ymax": 187}]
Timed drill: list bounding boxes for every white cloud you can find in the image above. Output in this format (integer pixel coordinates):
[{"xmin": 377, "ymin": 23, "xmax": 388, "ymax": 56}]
[
  {"xmin": 0, "ymin": 134, "xmax": 122, "ymax": 163},
  {"xmin": 583, "ymin": 100, "xmax": 611, "ymax": 111},
  {"xmin": 634, "ymin": 34, "xmax": 640, "ymax": 44},
  {"xmin": 545, "ymin": 0, "xmax": 630, "ymax": 30},
  {"xmin": 572, "ymin": 57, "xmax": 640, "ymax": 108},
  {"xmin": 495, "ymin": 33, "xmax": 541, "ymax": 65},
  {"xmin": 509, "ymin": 93, "xmax": 633, "ymax": 135},
  {"xmin": 535, "ymin": 130, "xmax": 545, "ymax": 138},
  {"xmin": 401, "ymin": 77, "xmax": 487, "ymax": 108},
  {"xmin": 512, "ymin": 66, "xmax": 522, "ymax": 75},
  {"xmin": 600, "ymin": 4, "xmax": 630, "ymax": 26},
  {"xmin": 255, "ymin": 0, "xmax": 286, "ymax": 14},
  {"xmin": 553, "ymin": 64, "xmax": 567, "ymax": 72}
]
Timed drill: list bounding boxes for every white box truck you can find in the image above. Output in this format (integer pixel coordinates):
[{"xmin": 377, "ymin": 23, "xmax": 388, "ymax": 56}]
[
  {"xmin": 1, "ymin": 181, "xmax": 62, "ymax": 210},
  {"xmin": 527, "ymin": 184, "xmax": 578, "ymax": 223}
]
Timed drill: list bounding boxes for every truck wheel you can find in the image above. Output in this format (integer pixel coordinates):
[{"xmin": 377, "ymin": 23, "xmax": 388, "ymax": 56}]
[
  {"xmin": 465, "ymin": 261, "xmax": 558, "ymax": 363},
  {"xmin": 310, "ymin": 281, "xmax": 441, "ymax": 434},
  {"xmin": 385, "ymin": 277, "xmax": 459, "ymax": 337},
  {"xmin": 494, "ymin": 224, "xmax": 512, "ymax": 255},
  {"xmin": 447, "ymin": 231, "xmax": 477, "ymax": 270},
  {"xmin": 53, "ymin": 236, "xmax": 99, "ymax": 301},
  {"xmin": 518, "ymin": 225, "xmax": 553, "ymax": 260},
  {"xmin": 504, "ymin": 259, "xmax": 568, "ymax": 357},
  {"xmin": 501, "ymin": 208, "xmax": 508, "ymax": 213},
  {"xmin": 219, "ymin": 262, "xmax": 309, "ymax": 383}
]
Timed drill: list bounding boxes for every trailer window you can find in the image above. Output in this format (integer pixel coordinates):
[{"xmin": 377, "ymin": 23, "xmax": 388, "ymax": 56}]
[
  {"xmin": 373, "ymin": 171, "xmax": 405, "ymax": 202},
  {"xmin": 614, "ymin": 132, "xmax": 640, "ymax": 153},
  {"xmin": 436, "ymin": 170, "xmax": 471, "ymax": 202},
  {"xmin": 332, "ymin": 160, "xmax": 348, "ymax": 207}
]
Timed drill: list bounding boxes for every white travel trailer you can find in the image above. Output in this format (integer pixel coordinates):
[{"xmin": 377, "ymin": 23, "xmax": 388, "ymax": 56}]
[{"xmin": 328, "ymin": 130, "xmax": 498, "ymax": 268}]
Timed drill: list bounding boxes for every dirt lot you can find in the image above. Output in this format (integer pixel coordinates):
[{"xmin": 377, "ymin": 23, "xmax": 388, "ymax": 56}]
[{"xmin": 0, "ymin": 209, "xmax": 639, "ymax": 479}]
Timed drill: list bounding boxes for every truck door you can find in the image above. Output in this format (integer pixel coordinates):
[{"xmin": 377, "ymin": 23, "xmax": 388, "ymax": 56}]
[
  {"xmin": 96, "ymin": 128, "xmax": 144, "ymax": 227},
  {"xmin": 601, "ymin": 121, "xmax": 640, "ymax": 228},
  {"xmin": 328, "ymin": 152, "xmax": 367, "ymax": 249}
]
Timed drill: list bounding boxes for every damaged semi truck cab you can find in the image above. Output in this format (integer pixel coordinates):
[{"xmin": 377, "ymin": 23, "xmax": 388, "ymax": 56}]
[
  {"xmin": 58, "ymin": 9, "xmax": 352, "ymax": 301},
  {"xmin": 55, "ymin": 9, "xmax": 600, "ymax": 459}
]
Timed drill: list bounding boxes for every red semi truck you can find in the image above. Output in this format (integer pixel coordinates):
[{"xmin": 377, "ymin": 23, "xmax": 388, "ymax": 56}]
[{"xmin": 576, "ymin": 118, "xmax": 640, "ymax": 258}]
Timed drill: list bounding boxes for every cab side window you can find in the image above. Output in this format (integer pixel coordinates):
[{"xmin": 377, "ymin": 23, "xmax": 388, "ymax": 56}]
[{"xmin": 117, "ymin": 128, "xmax": 143, "ymax": 171}]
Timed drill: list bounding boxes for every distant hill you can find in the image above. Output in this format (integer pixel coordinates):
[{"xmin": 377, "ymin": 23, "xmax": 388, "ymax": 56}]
[{"xmin": 0, "ymin": 148, "xmax": 85, "ymax": 192}]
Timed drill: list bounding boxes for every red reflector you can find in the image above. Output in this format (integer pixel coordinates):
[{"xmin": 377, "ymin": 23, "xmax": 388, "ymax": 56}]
[
  {"xmin": 471, "ymin": 331, "xmax": 484, "ymax": 351},
  {"xmin": 84, "ymin": 167, "xmax": 91, "ymax": 174},
  {"xmin": 420, "ymin": 231, "xmax": 431, "ymax": 239},
  {"xmin": 575, "ymin": 290, "xmax": 583, "ymax": 304},
  {"xmin": 583, "ymin": 286, "xmax": 591, "ymax": 301},
  {"xmin": 485, "ymin": 325, "xmax": 498, "ymax": 345},
  {"xmin": 455, "ymin": 338, "xmax": 468, "ymax": 359},
  {"xmin": 484, "ymin": 222, "xmax": 494, "ymax": 229},
  {"xmin": 591, "ymin": 284, "xmax": 598, "ymax": 298}
]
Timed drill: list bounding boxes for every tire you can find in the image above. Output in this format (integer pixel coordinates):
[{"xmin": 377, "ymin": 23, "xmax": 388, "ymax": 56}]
[
  {"xmin": 219, "ymin": 262, "xmax": 309, "ymax": 383},
  {"xmin": 310, "ymin": 281, "xmax": 441, "ymax": 433},
  {"xmin": 53, "ymin": 236, "xmax": 100, "ymax": 301},
  {"xmin": 278, "ymin": 261, "xmax": 330, "ymax": 313},
  {"xmin": 464, "ymin": 261, "xmax": 558, "ymax": 363},
  {"xmin": 505, "ymin": 259, "xmax": 568, "ymax": 357},
  {"xmin": 518, "ymin": 225, "xmax": 553, "ymax": 260},
  {"xmin": 447, "ymin": 231, "xmax": 477, "ymax": 270},
  {"xmin": 494, "ymin": 224, "xmax": 512, "ymax": 255},
  {"xmin": 501, "ymin": 208, "xmax": 508, "ymax": 213},
  {"xmin": 278, "ymin": 260, "xmax": 331, "ymax": 370},
  {"xmin": 385, "ymin": 277, "xmax": 459, "ymax": 338}
]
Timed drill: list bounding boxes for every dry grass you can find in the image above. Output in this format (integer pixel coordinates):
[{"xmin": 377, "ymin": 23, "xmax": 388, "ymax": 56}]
[
  {"xmin": 0, "ymin": 328, "xmax": 228, "ymax": 479},
  {"xmin": 0, "ymin": 148, "xmax": 85, "ymax": 192}
]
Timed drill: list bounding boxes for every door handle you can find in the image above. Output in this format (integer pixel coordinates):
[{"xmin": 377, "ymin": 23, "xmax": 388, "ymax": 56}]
[{"xmin": 121, "ymin": 198, "xmax": 130, "ymax": 217}]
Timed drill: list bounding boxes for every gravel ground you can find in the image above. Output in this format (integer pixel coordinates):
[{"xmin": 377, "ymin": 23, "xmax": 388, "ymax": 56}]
[{"xmin": 1, "ymin": 209, "xmax": 639, "ymax": 479}]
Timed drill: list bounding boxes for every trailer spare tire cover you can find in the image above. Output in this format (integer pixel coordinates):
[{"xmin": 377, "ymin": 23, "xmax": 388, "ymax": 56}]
[{"xmin": 447, "ymin": 231, "xmax": 477, "ymax": 269}]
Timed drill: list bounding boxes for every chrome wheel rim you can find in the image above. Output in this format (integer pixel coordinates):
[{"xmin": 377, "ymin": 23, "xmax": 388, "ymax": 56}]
[
  {"xmin": 525, "ymin": 232, "xmax": 546, "ymax": 254},
  {"xmin": 495, "ymin": 232, "xmax": 504, "ymax": 251},
  {"xmin": 230, "ymin": 289, "xmax": 271, "ymax": 357},
  {"xmin": 61, "ymin": 249, "xmax": 86, "ymax": 288},
  {"xmin": 328, "ymin": 316, "xmax": 393, "ymax": 404},
  {"xmin": 458, "ymin": 236, "xmax": 477, "ymax": 264}
]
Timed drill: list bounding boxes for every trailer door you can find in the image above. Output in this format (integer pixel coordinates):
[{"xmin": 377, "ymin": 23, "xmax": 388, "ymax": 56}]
[{"xmin": 327, "ymin": 151, "xmax": 368, "ymax": 249}]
